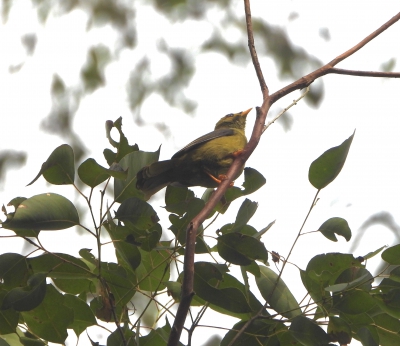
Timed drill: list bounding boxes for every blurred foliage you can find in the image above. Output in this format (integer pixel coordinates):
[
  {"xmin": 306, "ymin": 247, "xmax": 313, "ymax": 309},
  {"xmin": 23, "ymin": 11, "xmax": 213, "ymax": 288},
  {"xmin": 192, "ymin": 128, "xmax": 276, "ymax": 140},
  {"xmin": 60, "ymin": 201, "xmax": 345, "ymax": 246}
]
[
  {"xmin": 0, "ymin": 151, "xmax": 26, "ymax": 188},
  {"xmin": 2, "ymin": 0, "xmax": 325, "ymax": 171}
]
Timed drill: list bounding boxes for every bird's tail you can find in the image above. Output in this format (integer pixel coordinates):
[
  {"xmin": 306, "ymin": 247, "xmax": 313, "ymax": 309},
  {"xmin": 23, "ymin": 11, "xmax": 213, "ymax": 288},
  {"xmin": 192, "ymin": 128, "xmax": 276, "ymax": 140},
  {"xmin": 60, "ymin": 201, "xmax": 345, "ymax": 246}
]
[{"xmin": 136, "ymin": 160, "xmax": 175, "ymax": 199}]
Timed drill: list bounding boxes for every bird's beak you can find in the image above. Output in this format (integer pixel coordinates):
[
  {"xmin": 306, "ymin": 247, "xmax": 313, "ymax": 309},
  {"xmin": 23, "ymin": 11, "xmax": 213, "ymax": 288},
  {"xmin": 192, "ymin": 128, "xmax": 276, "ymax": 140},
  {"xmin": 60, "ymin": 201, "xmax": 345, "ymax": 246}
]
[{"xmin": 241, "ymin": 108, "xmax": 252, "ymax": 117}]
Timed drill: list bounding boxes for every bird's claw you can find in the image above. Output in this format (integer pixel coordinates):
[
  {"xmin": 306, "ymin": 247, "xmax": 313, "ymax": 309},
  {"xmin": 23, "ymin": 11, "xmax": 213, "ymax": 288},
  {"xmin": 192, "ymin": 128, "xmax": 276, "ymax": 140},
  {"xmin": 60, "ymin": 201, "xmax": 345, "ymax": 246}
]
[{"xmin": 205, "ymin": 171, "xmax": 234, "ymax": 187}]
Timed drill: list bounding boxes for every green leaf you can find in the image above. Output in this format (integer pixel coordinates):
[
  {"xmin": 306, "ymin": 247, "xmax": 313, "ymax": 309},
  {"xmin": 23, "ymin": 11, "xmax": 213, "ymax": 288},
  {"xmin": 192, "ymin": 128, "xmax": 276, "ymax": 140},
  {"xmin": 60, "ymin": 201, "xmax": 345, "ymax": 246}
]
[
  {"xmin": 389, "ymin": 266, "xmax": 400, "ymax": 283},
  {"xmin": 375, "ymin": 288, "xmax": 400, "ymax": 318},
  {"xmin": 193, "ymin": 262, "xmax": 253, "ymax": 314},
  {"xmin": 221, "ymin": 319, "xmax": 274, "ymax": 346},
  {"xmin": 309, "ymin": 130, "xmax": 355, "ymax": 189},
  {"xmin": 2, "ymin": 273, "xmax": 47, "ymax": 311},
  {"xmin": 317, "ymin": 217, "xmax": 351, "ymax": 242},
  {"xmin": 78, "ymin": 158, "xmax": 127, "ymax": 187},
  {"xmin": 373, "ymin": 313, "xmax": 400, "ymax": 344},
  {"xmin": 105, "ymin": 117, "xmax": 139, "ymax": 164},
  {"xmin": 335, "ymin": 289, "xmax": 376, "ymax": 314},
  {"xmin": 165, "ymin": 185, "xmax": 195, "ymax": 216},
  {"xmin": 101, "ymin": 262, "xmax": 137, "ymax": 307},
  {"xmin": 139, "ymin": 318, "xmax": 184, "ymax": 346},
  {"xmin": 335, "ymin": 267, "xmax": 373, "ymax": 292},
  {"xmin": 107, "ymin": 324, "xmax": 136, "ymax": 346},
  {"xmin": 357, "ymin": 326, "xmax": 379, "ymax": 346},
  {"xmin": 300, "ymin": 269, "xmax": 331, "ymax": 315},
  {"xmin": 0, "ymin": 253, "xmax": 30, "ymax": 290},
  {"xmin": 255, "ymin": 266, "xmax": 301, "ymax": 318},
  {"xmin": 103, "ymin": 221, "xmax": 142, "ymax": 270},
  {"xmin": 289, "ymin": 315, "xmax": 330, "ymax": 346},
  {"xmin": 29, "ymin": 253, "xmax": 92, "ymax": 279},
  {"xmin": 21, "ymin": 285, "xmax": 73, "ymax": 343},
  {"xmin": 382, "ymin": 244, "xmax": 400, "ymax": 265},
  {"xmin": 240, "ymin": 167, "xmax": 267, "ymax": 195},
  {"xmin": 168, "ymin": 197, "xmax": 204, "ymax": 246},
  {"xmin": 64, "ymin": 294, "xmax": 96, "ymax": 336},
  {"xmin": 114, "ymin": 149, "xmax": 160, "ymax": 202},
  {"xmin": 232, "ymin": 199, "xmax": 258, "ymax": 232},
  {"xmin": 0, "ymin": 334, "xmax": 20, "ymax": 346},
  {"xmin": 363, "ymin": 245, "xmax": 387, "ymax": 260},
  {"xmin": 203, "ymin": 168, "xmax": 266, "ymax": 214},
  {"xmin": 1, "ymin": 193, "xmax": 79, "ymax": 231},
  {"xmin": 217, "ymin": 233, "xmax": 268, "ymax": 265},
  {"xmin": 0, "ymin": 291, "xmax": 19, "ymax": 334},
  {"xmin": 27, "ymin": 144, "xmax": 75, "ymax": 186},
  {"xmin": 306, "ymin": 253, "xmax": 362, "ymax": 284},
  {"xmin": 135, "ymin": 249, "xmax": 170, "ymax": 291},
  {"xmin": 115, "ymin": 197, "xmax": 159, "ymax": 230}
]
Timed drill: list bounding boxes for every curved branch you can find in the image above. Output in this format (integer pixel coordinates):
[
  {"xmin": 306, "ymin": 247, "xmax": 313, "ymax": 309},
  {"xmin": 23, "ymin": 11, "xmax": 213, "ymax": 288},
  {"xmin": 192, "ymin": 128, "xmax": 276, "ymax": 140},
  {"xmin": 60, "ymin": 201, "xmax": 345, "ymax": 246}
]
[{"xmin": 168, "ymin": 5, "xmax": 400, "ymax": 346}]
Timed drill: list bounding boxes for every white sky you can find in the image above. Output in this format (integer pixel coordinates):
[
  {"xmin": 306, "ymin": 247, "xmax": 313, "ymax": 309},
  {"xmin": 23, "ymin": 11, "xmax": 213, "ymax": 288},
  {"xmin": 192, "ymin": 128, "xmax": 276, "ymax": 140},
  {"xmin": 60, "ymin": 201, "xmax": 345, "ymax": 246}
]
[{"xmin": 1, "ymin": 1, "xmax": 400, "ymax": 345}]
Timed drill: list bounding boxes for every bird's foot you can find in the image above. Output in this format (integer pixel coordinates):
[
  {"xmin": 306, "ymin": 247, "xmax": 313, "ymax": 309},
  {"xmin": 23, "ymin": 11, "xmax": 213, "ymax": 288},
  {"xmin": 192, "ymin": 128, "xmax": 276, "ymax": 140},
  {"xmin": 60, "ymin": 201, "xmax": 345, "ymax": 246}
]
[
  {"xmin": 232, "ymin": 149, "xmax": 244, "ymax": 158},
  {"xmin": 205, "ymin": 171, "xmax": 234, "ymax": 187}
]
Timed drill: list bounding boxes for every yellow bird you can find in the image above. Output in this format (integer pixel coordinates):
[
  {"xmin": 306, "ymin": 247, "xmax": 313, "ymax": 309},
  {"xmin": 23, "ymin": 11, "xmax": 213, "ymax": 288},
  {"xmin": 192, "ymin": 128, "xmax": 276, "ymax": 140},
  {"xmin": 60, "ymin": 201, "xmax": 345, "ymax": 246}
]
[{"xmin": 137, "ymin": 108, "xmax": 251, "ymax": 199}]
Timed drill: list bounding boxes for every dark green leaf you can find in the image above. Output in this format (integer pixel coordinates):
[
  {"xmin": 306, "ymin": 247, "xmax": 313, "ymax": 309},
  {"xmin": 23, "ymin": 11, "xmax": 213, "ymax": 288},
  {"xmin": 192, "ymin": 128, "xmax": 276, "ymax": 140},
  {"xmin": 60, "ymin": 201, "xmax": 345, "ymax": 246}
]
[
  {"xmin": 255, "ymin": 266, "xmax": 301, "ymax": 318},
  {"xmin": 64, "ymin": 294, "xmax": 96, "ymax": 336},
  {"xmin": 309, "ymin": 131, "xmax": 355, "ymax": 189},
  {"xmin": 139, "ymin": 318, "xmax": 184, "ymax": 346},
  {"xmin": 106, "ymin": 224, "xmax": 141, "ymax": 270},
  {"xmin": 21, "ymin": 285, "xmax": 73, "ymax": 343},
  {"xmin": 327, "ymin": 316, "xmax": 352, "ymax": 345},
  {"xmin": 27, "ymin": 144, "xmax": 75, "ymax": 186},
  {"xmin": 2, "ymin": 273, "xmax": 46, "ymax": 311},
  {"xmin": 289, "ymin": 315, "xmax": 330, "ymax": 346},
  {"xmin": 382, "ymin": 244, "xmax": 400, "ymax": 265},
  {"xmin": 217, "ymin": 233, "xmax": 268, "ymax": 265},
  {"xmin": 107, "ymin": 324, "xmax": 136, "ymax": 346},
  {"xmin": 0, "ymin": 290, "xmax": 19, "ymax": 334},
  {"xmin": 78, "ymin": 158, "xmax": 127, "ymax": 187},
  {"xmin": 1, "ymin": 193, "xmax": 79, "ymax": 231},
  {"xmin": 193, "ymin": 262, "xmax": 253, "ymax": 314},
  {"xmin": 221, "ymin": 319, "xmax": 273, "ymax": 346},
  {"xmin": 114, "ymin": 149, "xmax": 160, "ymax": 202},
  {"xmin": 169, "ymin": 197, "xmax": 204, "ymax": 245},
  {"xmin": 115, "ymin": 197, "xmax": 159, "ymax": 230},
  {"xmin": 317, "ymin": 217, "xmax": 351, "ymax": 242}
]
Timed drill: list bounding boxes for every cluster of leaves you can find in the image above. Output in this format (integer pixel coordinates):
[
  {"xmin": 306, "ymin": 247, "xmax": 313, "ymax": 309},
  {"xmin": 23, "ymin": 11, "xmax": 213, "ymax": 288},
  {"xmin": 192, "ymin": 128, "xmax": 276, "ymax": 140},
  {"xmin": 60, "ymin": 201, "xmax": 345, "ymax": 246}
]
[{"xmin": 1, "ymin": 119, "xmax": 400, "ymax": 346}]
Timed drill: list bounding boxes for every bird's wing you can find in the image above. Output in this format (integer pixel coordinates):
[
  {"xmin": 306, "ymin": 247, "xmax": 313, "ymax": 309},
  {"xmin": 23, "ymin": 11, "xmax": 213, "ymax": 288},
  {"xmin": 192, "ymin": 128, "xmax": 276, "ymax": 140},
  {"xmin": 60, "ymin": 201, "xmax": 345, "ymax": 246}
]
[{"xmin": 171, "ymin": 128, "xmax": 234, "ymax": 159}]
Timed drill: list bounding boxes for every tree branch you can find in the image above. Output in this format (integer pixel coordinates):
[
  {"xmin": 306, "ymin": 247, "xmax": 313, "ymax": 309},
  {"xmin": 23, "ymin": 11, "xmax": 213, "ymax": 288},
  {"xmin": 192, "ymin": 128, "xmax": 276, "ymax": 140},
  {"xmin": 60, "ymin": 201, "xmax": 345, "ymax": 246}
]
[{"xmin": 168, "ymin": 4, "xmax": 400, "ymax": 345}]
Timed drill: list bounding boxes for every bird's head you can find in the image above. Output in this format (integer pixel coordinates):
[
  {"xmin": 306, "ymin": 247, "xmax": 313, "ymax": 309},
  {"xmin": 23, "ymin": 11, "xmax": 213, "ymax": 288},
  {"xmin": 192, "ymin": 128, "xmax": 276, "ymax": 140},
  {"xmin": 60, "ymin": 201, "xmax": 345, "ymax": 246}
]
[{"xmin": 214, "ymin": 108, "xmax": 252, "ymax": 130}]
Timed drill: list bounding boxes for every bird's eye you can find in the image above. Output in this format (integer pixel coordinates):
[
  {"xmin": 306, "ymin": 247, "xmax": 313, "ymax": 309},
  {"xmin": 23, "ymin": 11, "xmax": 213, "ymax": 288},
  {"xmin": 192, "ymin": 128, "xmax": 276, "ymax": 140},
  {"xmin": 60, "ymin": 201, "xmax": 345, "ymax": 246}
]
[{"xmin": 225, "ymin": 113, "xmax": 234, "ymax": 117}]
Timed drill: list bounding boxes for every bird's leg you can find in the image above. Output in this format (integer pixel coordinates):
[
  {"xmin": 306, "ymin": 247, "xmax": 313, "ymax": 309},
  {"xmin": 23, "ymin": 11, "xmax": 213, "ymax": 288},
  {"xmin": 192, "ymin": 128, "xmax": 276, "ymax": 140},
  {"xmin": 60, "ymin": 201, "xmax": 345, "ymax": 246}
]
[{"xmin": 204, "ymin": 171, "xmax": 234, "ymax": 187}]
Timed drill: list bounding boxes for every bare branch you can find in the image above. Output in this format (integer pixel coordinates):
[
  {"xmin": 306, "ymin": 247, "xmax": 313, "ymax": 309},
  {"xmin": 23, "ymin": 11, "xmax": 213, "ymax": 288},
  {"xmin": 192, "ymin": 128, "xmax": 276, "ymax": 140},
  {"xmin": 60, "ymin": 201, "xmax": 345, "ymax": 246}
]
[{"xmin": 330, "ymin": 68, "xmax": 400, "ymax": 78}]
